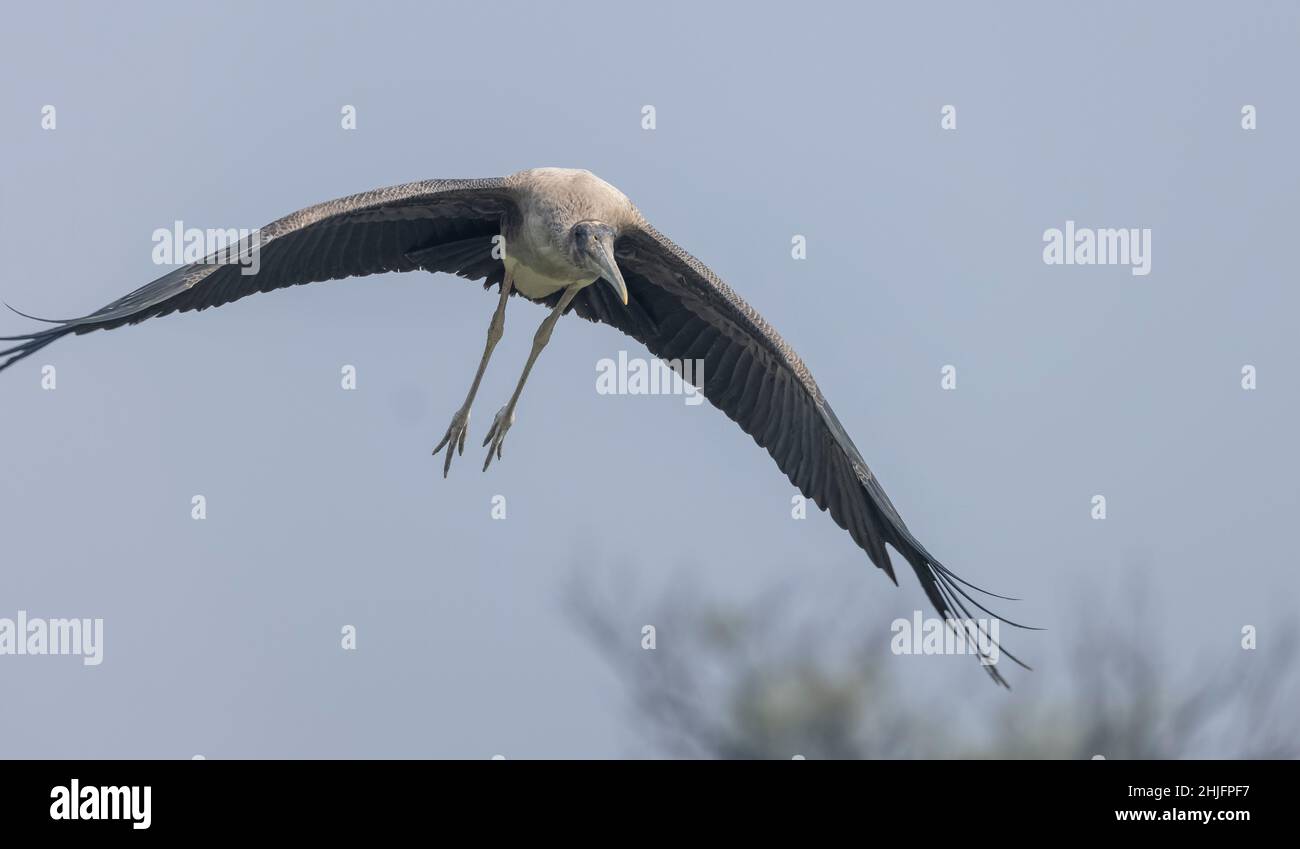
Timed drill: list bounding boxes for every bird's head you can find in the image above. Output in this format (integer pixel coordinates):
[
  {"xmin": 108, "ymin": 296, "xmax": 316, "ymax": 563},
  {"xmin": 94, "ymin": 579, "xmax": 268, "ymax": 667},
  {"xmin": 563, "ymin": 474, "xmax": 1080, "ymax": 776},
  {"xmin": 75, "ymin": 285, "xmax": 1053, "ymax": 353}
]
[{"xmin": 571, "ymin": 221, "xmax": 628, "ymax": 305}]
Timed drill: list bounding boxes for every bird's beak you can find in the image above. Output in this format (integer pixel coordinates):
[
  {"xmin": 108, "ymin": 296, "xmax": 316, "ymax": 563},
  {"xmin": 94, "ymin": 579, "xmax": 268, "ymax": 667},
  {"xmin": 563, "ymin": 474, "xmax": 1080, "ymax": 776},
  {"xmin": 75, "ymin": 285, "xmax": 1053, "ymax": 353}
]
[{"xmin": 591, "ymin": 237, "xmax": 629, "ymax": 306}]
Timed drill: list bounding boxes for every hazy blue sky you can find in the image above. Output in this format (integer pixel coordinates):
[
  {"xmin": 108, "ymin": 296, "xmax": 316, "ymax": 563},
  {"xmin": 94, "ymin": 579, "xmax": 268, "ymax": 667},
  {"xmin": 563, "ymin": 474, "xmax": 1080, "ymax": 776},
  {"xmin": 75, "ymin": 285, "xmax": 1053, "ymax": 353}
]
[{"xmin": 1, "ymin": 1, "xmax": 1296, "ymax": 757}]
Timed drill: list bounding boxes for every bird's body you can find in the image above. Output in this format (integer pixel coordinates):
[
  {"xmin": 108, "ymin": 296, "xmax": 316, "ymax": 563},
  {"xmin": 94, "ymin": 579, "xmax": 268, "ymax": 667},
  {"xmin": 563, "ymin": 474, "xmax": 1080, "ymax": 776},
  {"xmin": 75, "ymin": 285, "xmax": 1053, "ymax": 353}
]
[{"xmin": 1, "ymin": 166, "xmax": 1031, "ymax": 684}]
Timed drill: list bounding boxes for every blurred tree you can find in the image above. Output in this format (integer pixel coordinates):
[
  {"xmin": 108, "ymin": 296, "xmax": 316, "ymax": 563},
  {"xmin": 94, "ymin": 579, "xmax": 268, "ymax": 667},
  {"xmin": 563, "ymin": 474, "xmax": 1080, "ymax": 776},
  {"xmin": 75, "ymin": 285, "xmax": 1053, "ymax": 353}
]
[{"xmin": 568, "ymin": 574, "xmax": 1298, "ymax": 759}]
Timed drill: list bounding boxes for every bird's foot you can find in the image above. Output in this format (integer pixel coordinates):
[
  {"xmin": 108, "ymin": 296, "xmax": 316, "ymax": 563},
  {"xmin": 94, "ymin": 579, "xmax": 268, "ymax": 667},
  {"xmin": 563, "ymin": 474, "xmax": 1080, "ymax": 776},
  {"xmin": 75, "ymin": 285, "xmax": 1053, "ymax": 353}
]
[
  {"xmin": 432, "ymin": 405, "xmax": 471, "ymax": 478},
  {"xmin": 481, "ymin": 405, "xmax": 515, "ymax": 471}
]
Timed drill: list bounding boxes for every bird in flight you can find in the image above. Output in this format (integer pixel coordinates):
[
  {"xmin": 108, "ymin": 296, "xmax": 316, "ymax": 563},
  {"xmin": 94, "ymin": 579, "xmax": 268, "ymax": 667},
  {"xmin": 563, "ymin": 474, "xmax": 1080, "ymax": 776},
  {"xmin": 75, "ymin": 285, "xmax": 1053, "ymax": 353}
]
[{"xmin": 1, "ymin": 167, "xmax": 1031, "ymax": 683}]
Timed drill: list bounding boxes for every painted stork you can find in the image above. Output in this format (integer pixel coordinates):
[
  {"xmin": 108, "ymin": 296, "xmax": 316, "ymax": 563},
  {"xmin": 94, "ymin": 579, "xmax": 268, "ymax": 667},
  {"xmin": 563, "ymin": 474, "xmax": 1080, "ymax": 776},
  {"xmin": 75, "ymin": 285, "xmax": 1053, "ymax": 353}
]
[{"xmin": 1, "ymin": 167, "xmax": 1031, "ymax": 683}]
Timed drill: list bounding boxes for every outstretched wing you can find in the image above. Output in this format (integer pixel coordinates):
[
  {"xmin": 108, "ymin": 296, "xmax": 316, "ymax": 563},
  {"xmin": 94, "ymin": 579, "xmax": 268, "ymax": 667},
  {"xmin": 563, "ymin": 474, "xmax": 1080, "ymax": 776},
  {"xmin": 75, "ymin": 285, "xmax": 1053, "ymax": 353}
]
[
  {"xmin": 1, "ymin": 178, "xmax": 517, "ymax": 372},
  {"xmin": 568, "ymin": 222, "xmax": 1032, "ymax": 685}
]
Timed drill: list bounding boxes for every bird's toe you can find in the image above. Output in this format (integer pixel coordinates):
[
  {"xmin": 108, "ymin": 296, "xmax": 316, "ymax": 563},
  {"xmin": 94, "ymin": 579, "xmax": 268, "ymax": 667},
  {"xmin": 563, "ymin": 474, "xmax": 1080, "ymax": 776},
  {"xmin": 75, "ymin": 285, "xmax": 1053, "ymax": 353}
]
[
  {"xmin": 433, "ymin": 406, "xmax": 471, "ymax": 476},
  {"xmin": 481, "ymin": 407, "xmax": 514, "ymax": 471}
]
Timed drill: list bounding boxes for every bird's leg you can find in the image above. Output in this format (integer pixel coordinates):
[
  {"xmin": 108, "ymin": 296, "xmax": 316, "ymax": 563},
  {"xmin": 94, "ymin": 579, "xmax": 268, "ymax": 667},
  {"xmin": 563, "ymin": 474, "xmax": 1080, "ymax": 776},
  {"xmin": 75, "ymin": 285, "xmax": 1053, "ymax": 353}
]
[
  {"xmin": 432, "ymin": 272, "xmax": 513, "ymax": 477},
  {"xmin": 482, "ymin": 284, "xmax": 581, "ymax": 471}
]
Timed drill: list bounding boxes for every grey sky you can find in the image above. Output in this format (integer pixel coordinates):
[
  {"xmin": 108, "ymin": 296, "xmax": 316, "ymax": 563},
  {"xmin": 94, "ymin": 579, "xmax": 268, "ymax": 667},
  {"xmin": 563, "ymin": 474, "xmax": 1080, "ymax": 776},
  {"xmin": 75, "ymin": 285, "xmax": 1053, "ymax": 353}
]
[{"xmin": 1, "ymin": 1, "xmax": 1296, "ymax": 757}]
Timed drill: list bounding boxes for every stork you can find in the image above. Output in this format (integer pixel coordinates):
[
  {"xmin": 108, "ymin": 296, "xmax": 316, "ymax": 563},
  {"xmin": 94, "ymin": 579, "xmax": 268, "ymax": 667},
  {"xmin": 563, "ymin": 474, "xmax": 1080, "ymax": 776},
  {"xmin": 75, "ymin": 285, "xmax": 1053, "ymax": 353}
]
[{"xmin": 1, "ymin": 167, "xmax": 1031, "ymax": 684}]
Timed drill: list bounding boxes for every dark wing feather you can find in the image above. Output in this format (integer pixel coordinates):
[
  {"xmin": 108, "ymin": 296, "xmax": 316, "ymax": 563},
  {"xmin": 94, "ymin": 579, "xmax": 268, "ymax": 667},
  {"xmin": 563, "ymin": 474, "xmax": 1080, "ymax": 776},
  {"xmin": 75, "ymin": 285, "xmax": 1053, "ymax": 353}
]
[
  {"xmin": 569, "ymin": 223, "xmax": 1032, "ymax": 686},
  {"xmin": 1, "ymin": 178, "xmax": 516, "ymax": 371}
]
